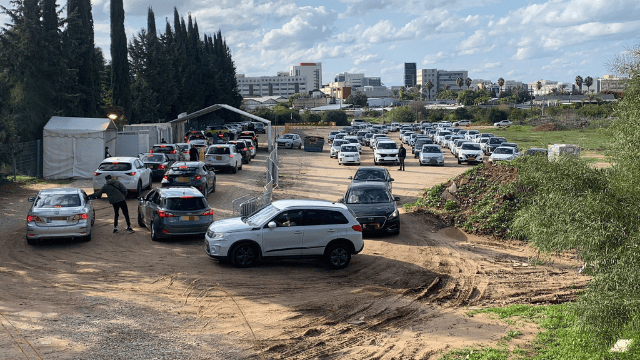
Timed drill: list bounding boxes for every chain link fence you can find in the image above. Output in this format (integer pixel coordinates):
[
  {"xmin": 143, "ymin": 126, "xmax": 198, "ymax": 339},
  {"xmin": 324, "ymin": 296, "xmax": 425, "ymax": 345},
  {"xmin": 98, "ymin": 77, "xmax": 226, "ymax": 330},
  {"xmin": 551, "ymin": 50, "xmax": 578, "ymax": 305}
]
[{"xmin": 0, "ymin": 140, "xmax": 42, "ymax": 184}]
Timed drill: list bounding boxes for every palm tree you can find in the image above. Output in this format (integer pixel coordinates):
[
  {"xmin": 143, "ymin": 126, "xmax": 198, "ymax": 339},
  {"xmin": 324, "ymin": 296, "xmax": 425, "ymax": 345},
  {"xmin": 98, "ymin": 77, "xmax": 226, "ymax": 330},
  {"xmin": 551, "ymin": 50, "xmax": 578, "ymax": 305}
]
[
  {"xmin": 536, "ymin": 81, "xmax": 542, "ymax": 93},
  {"xmin": 425, "ymin": 80, "xmax": 433, "ymax": 101},
  {"xmin": 456, "ymin": 77, "xmax": 463, "ymax": 90},
  {"xmin": 584, "ymin": 76, "xmax": 594, "ymax": 94},
  {"xmin": 575, "ymin": 75, "xmax": 583, "ymax": 94},
  {"xmin": 465, "ymin": 77, "xmax": 472, "ymax": 90},
  {"xmin": 497, "ymin": 77, "xmax": 505, "ymax": 96},
  {"xmin": 416, "ymin": 84, "xmax": 422, "ymax": 101}
]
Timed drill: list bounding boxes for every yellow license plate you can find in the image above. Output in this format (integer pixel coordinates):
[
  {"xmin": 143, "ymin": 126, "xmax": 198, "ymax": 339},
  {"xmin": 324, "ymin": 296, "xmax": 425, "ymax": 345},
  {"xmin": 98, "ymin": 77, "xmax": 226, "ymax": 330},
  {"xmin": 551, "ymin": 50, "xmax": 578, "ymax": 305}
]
[
  {"xmin": 468, "ymin": 157, "xmax": 476, "ymax": 161},
  {"xmin": 181, "ymin": 216, "xmax": 199, "ymax": 221},
  {"xmin": 365, "ymin": 223, "xmax": 380, "ymax": 229},
  {"xmin": 177, "ymin": 177, "xmax": 190, "ymax": 182}
]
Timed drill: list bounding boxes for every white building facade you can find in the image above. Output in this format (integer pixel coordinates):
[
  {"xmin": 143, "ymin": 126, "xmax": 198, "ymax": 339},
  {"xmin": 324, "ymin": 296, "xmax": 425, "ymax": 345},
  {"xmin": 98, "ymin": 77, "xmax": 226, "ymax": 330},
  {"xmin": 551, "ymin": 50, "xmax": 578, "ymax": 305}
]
[
  {"xmin": 417, "ymin": 69, "xmax": 469, "ymax": 98},
  {"xmin": 236, "ymin": 74, "xmax": 308, "ymax": 97},
  {"xmin": 290, "ymin": 63, "xmax": 322, "ymax": 90}
]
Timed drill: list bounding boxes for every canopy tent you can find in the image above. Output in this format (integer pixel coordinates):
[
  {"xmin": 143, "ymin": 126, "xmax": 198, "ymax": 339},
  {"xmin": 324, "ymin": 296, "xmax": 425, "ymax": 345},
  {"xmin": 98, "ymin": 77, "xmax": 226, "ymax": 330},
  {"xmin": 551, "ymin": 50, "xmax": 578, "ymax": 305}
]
[{"xmin": 43, "ymin": 116, "xmax": 118, "ymax": 179}]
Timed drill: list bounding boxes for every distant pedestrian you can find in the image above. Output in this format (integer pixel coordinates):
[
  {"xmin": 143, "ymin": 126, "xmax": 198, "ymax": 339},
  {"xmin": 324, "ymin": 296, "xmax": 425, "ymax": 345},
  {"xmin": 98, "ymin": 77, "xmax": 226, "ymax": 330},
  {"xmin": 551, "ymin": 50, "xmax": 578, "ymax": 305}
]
[
  {"xmin": 88, "ymin": 175, "xmax": 134, "ymax": 233},
  {"xmin": 189, "ymin": 144, "xmax": 199, "ymax": 161},
  {"xmin": 398, "ymin": 144, "xmax": 406, "ymax": 171},
  {"xmin": 105, "ymin": 146, "xmax": 111, "ymax": 159},
  {"xmin": 160, "ymin": 138, "xmax": 167, "ymax": 143}
]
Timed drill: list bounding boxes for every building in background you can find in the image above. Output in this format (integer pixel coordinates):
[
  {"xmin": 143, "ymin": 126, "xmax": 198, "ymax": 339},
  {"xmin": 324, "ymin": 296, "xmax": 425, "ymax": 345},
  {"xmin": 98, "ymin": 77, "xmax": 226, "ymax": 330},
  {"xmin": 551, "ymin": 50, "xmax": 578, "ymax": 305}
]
[
  {"xmin": 416, "ymin": 68, "xmax": 468, "ymax": 98},
  {"xmin": 404, "ymin": 63, "xmax": 417, "ymax": 88},
  {"xmin": 290, "ymin": 63, "xmax": 322, "ymax": 90},
  {"xmin": 598, "ymin": 75, "xmax": 627, "ymax": 93},
  {"xmin": 236, "ymin": 73, "xmax": 308, "ymax": 97}
]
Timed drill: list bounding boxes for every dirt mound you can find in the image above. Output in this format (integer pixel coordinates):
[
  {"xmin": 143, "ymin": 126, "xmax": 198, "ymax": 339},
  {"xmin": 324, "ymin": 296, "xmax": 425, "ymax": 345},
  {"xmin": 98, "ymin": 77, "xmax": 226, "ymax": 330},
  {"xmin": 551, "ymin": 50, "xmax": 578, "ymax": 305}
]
[{"xmin": 533, "ymin": 123, "xmax": 560, "ymax": 131}]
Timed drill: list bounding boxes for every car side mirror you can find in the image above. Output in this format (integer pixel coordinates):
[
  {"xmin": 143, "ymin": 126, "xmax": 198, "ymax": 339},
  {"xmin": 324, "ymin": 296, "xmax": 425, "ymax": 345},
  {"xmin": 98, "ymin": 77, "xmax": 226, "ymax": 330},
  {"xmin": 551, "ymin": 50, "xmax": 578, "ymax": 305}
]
[
  {"xmin": 348, "ymin": 176, "xmax": 353, "ymax": 180},
  {"xmin": 28, "ymin": 197, "xmax": 35, "ymax": 202},
  {"xmin": 394, "ymin": 196, "xmax": 401, "ymax": 201},
  {"xmin": 390, "ymin": 178, "xmax": 394, "ymax": 181},
  {"xmin": 138, "ymin": 197, "xmax": 144, "ymax": 201},
  {"xmin": 337, "ymin": 198, "xmax": 344, "ymax": 203},
  {"xmin": 268, "ymin": 221, "xmax": 277, "ymax": 229}
]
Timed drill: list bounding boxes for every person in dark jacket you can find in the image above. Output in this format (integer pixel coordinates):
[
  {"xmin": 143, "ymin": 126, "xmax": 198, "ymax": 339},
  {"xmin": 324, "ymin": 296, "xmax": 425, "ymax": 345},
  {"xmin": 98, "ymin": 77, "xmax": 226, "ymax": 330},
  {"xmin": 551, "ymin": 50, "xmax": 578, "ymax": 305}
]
[
  {"xmin": 105, "ymin": 147, "xmax": 111, "ymax": 159},
  {"xmin": 189, "ymin": 144, "xmax": 199, "ymax": 161},
  {"xmin": 398, "ymin": 144, "xmax": 406, "ymax": 171},
  {"xmin": 89, "ymin": 175, "xmax": 134, "ymax": 233}
]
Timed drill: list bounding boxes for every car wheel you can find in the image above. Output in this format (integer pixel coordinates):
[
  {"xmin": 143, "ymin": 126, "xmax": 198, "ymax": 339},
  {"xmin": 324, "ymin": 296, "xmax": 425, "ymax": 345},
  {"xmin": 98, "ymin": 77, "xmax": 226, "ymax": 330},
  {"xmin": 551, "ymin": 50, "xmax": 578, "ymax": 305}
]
[
  {"xmin": 91, "ymin": 212, "xmax": 95, "ymax": 226},
  {"xmin": 136, "ymin": 181, "xmax": 142, "ymax": 197},
  {"xmin": 231, "ymin": 243, "xmax": 258, "ymax": 268},
  {"xmin": 82, "ymin": 230, "xmax": 92, "ymax": 242},
  {"xmin": 231, "ymin": 164, "xmax": 238, "ymax": 174},
  {"xmin": 239, "ymin": 162, "xmax": 243, "ymax": 170},
  {"xmin": 137, "ymin": 210, "xmax": 146, "ymax": 228},
  {"xmin": 457, "ymin": 159, "xmax": 462, "ymax": 164},
  {"xmin": 298, "ymin": 144, "xmax": 302, "ymax": 149},
  {"xmin": 203, "ymin": 184, "xmax": 208, "ymax": 196},
  {"xmin": 211, "ymin": 179, "xmax": 216, "ymax": 193},
  {"xmin": 148, "ymin": 175, "xmax": 153, "ymax": 189},
  {"xmin": 26, "ymin": 237, "xmax": 37, "ymax": 246},
  {"xmin": 391, "ymin": 224, "xmax": 400, "ymax": 236},
  {"xmin": 326, "ymin": 243, "xmax": 351, "ymax": 269},
  {"xmin": 419, "ymin": 162, "xmax": 424, "ymax": 166},
  {"xmin": 151, "ymin": 223, "xmax": 160, "ymax": 241}
]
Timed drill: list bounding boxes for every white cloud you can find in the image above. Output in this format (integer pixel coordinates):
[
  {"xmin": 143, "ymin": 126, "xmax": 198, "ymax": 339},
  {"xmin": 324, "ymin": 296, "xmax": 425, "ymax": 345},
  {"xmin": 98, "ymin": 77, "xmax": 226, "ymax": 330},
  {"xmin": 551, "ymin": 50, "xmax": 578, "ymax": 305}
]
[
  {"xmin": 353, "ymin": 54, "xmax": 380, "ymax": 65},
  {"xmin": 261, "ymin": 6, "xmax": 336, "ymax": 50}
]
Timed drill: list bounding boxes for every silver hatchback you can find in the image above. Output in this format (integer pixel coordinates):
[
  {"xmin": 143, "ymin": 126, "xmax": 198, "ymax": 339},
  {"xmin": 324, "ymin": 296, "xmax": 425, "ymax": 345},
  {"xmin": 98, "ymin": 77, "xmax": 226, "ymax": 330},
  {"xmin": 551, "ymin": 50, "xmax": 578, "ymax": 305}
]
[{"xmin": 26, "ymin": 188, "xmax": 95, "ymax": 245}]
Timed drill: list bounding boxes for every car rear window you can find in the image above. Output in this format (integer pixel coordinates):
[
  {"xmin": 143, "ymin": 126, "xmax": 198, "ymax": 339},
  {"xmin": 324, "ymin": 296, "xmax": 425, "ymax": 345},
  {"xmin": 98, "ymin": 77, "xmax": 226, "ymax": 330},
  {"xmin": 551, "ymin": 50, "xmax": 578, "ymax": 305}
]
[
  {"xmin": 170, "ymin": 165, "xmax": 198, "ymax": 173},
  {"xmin": 142, "ymin": 154, "xmax": 165, "ymax": 162},
  {"xmin": 207, "ymin": 147, "xmax": 231, "ymax": 155},
  {"xmin": 152, "ymin": 145, "xmax": 175, "ymax": 153},
  {"xmin": 165, "ymin": 197, "xmax": 207, "ymax": 211},
  {"xmin": 98, "ymin": 162, "xmax": 132, "ymax": 171},
  {"xmin": 35, "ymin": 194, "xmax": 81, "ymax": 208}
]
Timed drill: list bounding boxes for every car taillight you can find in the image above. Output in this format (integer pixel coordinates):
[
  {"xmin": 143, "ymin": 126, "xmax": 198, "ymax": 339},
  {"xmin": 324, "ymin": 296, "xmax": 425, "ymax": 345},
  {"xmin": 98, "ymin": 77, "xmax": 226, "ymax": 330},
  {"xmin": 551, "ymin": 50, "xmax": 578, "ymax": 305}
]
[
  {"xmin": 72, "ymin": 213, "xmax": 88, "ymax": 221},
  {"xmin": 128, "ymin": 172, "xmax": 136, "ymax": 176},
  {"xmin": 170, "ymin": 150, "xmax": 177, "ymax": 154},
  {"xmin": 250, "ymin": 147, "xmax": 254, "ymax": 150},
  {"xmin": 27, "ymin": 215, "xmax": 44, "ymax": 222},
  {"xmin": 163, "ymin": 175, "xmax": 169, "ymax": 180},
  {"xmin": 229, "ymin": 154, "xmax": 234, "ymax": 158},
  {"xmin": 158, "ymin": 164, "xmax": 165, "ymax": 170},
  {"xmin": 195, "ymin": 175, "xmax": 202, "ymax": 180},
  {"xmin": 243, "ymin": 148, "xmax": 247, "ymax": 151},
  {"xmin": 202, "ymin": 209, "xmax": 214, "ymax": 216},
  {"xmin": 158, "ymin": 210, "xmax": 174, "ymax": 218},
  {"xmin": 94, "ymin": 172, "xmax": 100, "ymax": 176},
  {"xmin": 352, "ymin": 224, "xmax": 362, "ymax": 232},
  {"xmin": 149, "ymin": 150, "xmax": 154, "ymax": 153}
]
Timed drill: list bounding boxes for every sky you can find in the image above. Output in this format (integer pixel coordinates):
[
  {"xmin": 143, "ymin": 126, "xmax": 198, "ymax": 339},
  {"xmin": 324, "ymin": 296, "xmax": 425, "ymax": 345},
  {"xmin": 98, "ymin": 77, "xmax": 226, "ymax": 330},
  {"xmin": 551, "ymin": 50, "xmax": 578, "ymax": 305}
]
[{"xmin": 2, "ymin": 0, "xmax": 640, "ymax": 87}]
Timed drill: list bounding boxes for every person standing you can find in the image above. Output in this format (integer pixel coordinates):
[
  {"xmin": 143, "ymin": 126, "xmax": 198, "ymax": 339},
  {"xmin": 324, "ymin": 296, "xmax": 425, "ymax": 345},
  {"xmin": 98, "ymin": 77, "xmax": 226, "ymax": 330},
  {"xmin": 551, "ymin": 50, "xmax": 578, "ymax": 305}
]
[
  {"xmin": 189, "ymin": 144, "xmax": 199, "ymax": 161},
  {"xmin": 105, "ymin": 147, "xmax": 111, "ymax": 158},
  {"xmin": 89, "ymin": 175, "xmax": 134, "ymax": 233},
  {"xmin": 398, "ymin": 143, "xmax": 406, "ymax": 171}
]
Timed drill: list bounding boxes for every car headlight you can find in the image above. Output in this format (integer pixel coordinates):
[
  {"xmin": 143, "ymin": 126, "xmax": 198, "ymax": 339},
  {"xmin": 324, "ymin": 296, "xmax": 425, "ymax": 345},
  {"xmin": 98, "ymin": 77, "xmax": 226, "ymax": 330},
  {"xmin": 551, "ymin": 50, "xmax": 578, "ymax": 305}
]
[
  {"xmin": 206, "ymin": 229, "xmax": 225, "ymax": 239},
  {"xmin": 388, "ymin": 208, "xmax": 399, "ymax": 219}
]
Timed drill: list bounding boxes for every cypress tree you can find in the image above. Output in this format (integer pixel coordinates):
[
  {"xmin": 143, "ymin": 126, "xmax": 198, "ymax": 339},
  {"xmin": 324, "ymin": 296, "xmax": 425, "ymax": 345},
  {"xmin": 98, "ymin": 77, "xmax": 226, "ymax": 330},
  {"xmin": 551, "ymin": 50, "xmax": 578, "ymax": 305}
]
[{"xmin": 110, "ymin": 0, "xmax": 131, "ymax": 121}]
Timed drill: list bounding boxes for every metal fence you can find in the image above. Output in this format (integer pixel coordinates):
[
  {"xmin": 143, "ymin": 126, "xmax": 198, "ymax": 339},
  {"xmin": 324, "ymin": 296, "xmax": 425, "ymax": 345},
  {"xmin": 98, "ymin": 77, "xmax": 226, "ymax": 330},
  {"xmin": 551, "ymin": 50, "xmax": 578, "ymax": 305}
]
[
  {"xmin": 0, "ymin": 140, "xmax": 42, "ymax": 182},
  {"xmin": 231, "ymin": 147, "xmax": 279, "ymax": 217}
]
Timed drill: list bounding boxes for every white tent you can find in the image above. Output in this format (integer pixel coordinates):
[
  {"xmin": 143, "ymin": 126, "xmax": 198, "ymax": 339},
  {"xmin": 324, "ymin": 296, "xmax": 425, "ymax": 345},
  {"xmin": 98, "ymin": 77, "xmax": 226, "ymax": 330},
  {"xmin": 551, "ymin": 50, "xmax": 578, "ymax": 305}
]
[{"xmin": 43, "ymin": 116, "xmax": 118, "ymax": 179}]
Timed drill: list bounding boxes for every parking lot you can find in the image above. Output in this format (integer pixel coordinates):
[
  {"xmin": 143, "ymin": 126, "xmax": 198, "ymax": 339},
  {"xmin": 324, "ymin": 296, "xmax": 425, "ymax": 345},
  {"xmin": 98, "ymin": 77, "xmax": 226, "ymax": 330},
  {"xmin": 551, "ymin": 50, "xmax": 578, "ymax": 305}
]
[{"xmin": 0, "ymin": 127, "xmax": 589, "ymax": 359}]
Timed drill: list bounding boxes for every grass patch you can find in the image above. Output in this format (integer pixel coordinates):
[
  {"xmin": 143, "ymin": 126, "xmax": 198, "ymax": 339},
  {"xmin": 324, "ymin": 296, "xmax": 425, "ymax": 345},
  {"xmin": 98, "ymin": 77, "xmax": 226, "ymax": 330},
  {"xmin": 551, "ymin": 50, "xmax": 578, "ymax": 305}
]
[
  {"xmin": 490, "ymin": 125, "xmax": 610, "ymax": 152},
  {"xmin": 442, "ymin": 304, "xmax": 640, "ymax": 360}
]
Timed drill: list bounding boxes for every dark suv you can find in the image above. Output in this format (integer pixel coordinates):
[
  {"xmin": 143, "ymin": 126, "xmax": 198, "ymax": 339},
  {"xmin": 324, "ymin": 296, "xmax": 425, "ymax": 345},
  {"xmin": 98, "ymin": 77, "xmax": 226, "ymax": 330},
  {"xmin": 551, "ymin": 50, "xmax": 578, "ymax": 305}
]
[
  {"xmin": 228, "ymin": 140, "xmax": 252, "ymax": 164},
  {"xmin": 137, "ymin": 187, "xmax": 214, "ymax": 241},
  {"xmin": 161, "ymin": 161, "xmax": 216, "ymax": 195},
  {"xmin": 340, "ymin": 182, "xmax": 400, "ymax": 235}
]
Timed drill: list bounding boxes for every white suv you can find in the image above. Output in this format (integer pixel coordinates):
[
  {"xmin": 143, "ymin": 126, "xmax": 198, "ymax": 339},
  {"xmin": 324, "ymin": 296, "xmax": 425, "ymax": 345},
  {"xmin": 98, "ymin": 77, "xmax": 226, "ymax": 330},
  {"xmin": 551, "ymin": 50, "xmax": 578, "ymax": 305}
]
[
  {"xmin": 457, "ymin": 142, "xmax": 484, "ymax": 165},
  {"xmin": 205, "ymin": 144, "xmax": 242, "ymax": 173},
  {"xmin": 93, "ymin": 157, "xmax": 153, "ymax": 197},
  {"xmin": 374, "ymin": 141, "xmax": 400, "ymax": 165},
  {"xmin": 204, "ymin": 200, "xmax": 364, "ymax": 269}
]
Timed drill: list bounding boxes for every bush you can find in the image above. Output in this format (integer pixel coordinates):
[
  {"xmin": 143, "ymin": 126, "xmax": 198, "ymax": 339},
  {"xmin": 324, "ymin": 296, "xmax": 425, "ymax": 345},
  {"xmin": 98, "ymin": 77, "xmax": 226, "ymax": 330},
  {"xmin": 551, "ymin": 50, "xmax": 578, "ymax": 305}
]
[
  {"xmin": 385, "ymin": 106, "xmax": 415, "ymax": 123},
  {"xmin": 322, "ymin": 110, "xmax": 349, "ymax": 126}
]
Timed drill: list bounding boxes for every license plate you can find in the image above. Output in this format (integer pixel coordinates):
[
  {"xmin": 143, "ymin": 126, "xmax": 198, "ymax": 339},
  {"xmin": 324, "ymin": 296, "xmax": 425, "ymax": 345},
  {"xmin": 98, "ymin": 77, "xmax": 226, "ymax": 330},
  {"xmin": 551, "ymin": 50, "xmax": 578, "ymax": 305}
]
[
  {"xmin": 365, "ymin": 223, "xmax": 380, "ymax": 229},
  {"xmin": 181, "ymin": 216, "xmax": 199, "ymax": 221},
  {"xmin": 177, "ymin": 177, "xmax": 190, "ymax": 182},
  {"xmin": 468, "ymin": 157, "xmax": 476, "ymax": 161},
  {"xmin": 216, "ymin": 156, "xmax": 223, "ymax": 160},
  {"xmin": 48, "ymin": 216, "xmax": 67, "ymax": 221},
  {"xmin": 111, "ymin": 176, "xmax": 119, "ymax": 180}
]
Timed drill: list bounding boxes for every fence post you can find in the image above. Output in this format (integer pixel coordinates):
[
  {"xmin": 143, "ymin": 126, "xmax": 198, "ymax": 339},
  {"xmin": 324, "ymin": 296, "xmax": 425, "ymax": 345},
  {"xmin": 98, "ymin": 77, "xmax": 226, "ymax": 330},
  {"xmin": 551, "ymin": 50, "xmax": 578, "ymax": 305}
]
[
  {"xmin": 37, "ymin": 139, "xmax": 41, "ymax": 178},
  {"xmin": 12, "ymin": 150, "xmax": 17, "ymax": 181}
]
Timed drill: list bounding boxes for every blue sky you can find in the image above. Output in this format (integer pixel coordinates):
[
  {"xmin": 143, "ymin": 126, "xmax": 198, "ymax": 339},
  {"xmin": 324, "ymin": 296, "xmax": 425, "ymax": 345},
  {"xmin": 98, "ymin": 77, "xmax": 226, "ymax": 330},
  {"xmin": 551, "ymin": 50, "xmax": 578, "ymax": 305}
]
[{"xmin": 2, "ymin": 0, "xmax": 640, "ymax": 86}]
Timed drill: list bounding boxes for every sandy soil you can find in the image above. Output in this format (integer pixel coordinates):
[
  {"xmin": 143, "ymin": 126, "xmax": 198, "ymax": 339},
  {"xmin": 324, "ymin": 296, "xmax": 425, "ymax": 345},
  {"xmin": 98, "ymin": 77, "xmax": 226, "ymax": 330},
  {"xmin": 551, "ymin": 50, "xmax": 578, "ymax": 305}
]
[{"xmin": 0, "ymin": 127, "xmax": 589, "ymax": 359}]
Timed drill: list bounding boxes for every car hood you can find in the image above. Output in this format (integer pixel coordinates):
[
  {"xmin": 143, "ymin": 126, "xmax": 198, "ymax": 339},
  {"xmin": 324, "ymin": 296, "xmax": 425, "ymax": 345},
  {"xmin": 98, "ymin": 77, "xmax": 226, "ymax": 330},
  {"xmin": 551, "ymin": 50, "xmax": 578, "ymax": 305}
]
[
  {"xmin": 491, "ymin": 153, "xmax": 515, "ymax": 159},
  {"xmin": 209, "ymin": 217, "xmax": 257, "ymax": 233},
  {"xmin": 346, "ymin": 202, "xmax": 396, "ymax": 217},
  {"xmin": 421, "ymin": 152, "xmax": 443, "ymax": 157},
  {"xmin": 277, "ymin": 138, "xmax": 293, "ymax": 142},
  {"xmin": 375, "ymin": 149, "xmax": 399, "ymax": 155}
]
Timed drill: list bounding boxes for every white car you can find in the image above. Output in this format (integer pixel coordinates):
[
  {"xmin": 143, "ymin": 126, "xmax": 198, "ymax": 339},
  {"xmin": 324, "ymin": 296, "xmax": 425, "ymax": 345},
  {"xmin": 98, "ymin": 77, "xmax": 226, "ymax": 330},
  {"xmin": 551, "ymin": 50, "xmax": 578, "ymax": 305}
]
[
  {"xmin": 374, "ymin": 141, "xmax": 400, "ymax": 166},
  {"xmin": 464, "ymin": 130, "xmax": 480, "ymax": 141},
  {"xmin": 489, "ymin": 146, "xmax": 518, "ymax": 162},
  {"xmin": 205, "ymin": 144, "xmax": 242, "ymax": 173},
  {"xmin": 204, "ymin": 200, "xmax": 364, "ymax": 269},
  {"xmin": 277, "ymin": 133, "xmax": 302, "ymax": 149},
  {"xmin": 338, "ymin": 144, "xmax": 361, "ymax": 165},
  {"xmin": 93, "ymin": 157, "xmax": 153, "ymax": 196},
  {"xmin": 330, "ymin": 139, "xmax": 349, "ymax": 158},
  {"xmin": 457, "ymin": 142, "xmax": 484, "ymax": 165},
  {"xmin": 328, "ymin": 131, "xmax": 340, "ymax": 143},
  {"xmin": 493, "ymin": 120, "xmax": 513, "ymax": 126},
  {"xmin": 454, "ymin": 120, "xmax": 472, "ymax": 126},
  {"xmin": 419, "ymin": 145, "xmax": 445, "ymax": 166},
  {"xmin": 343, "ymin": 136, "xmax": 362, "ymax": 153}
]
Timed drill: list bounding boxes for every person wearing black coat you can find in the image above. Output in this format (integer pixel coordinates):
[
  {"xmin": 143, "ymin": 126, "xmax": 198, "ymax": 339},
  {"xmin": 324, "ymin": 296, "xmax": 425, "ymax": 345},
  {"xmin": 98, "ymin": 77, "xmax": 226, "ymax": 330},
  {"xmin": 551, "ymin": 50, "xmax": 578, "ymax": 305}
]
[
  {"xmin": 398, "ymin": 144, "xmax": 406, "ymax": 171},
  {"xmin": 189, "ymin": 144, "xmax": 199, "ymax": 161}
]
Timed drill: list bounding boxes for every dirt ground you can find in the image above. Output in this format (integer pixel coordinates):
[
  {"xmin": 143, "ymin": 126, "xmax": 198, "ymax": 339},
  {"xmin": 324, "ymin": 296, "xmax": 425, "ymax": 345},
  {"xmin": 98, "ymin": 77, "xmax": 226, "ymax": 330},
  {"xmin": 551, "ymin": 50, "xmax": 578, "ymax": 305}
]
[{"xmin": 0, "ymin": 127, "xmax": 589, "ymax": 359}]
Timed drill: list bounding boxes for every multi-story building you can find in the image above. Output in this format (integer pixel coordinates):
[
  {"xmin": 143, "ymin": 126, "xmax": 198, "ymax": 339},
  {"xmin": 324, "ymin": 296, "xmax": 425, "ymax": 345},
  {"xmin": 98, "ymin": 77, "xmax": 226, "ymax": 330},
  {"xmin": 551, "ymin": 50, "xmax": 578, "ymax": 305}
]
[
  {"xmin": 290, "ymin": 63, "xmax": 322, "ymax": 90},
  {"xmin": 235, "ymin": 73, "xmax": 308, "ymax": 97},
  {"xmin": 598, "ymin": 75, "xmax": 627, "ymax": 93},
  {"xmin": 416, "ymin": 68, "xmax": 469, "ymax": 98},
  {"xmin": 404, "ymin": 63, "xmax": 417, "ymax": 88}
]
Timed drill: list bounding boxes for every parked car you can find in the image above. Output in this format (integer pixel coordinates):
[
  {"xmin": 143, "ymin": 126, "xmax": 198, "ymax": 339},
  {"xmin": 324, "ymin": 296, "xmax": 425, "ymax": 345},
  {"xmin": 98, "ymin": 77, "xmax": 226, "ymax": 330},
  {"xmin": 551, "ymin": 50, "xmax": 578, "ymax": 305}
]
[
  {"xmin": 340, "ymin": 182, "xmax": 400, "ymax": 235},
  {"xmin": 161, "ymin": 161, "xmax": 216, "ymax": 195},
  {"xmin": 140, "ymin": 153, "xmax": 171, "ymax": 180},
  {"xmin": 204, "ymin": 144, "xmax": 242, "ymax": 173},
  {"xmin": 175, "ymin": 143, "xmax": 191, "ymax": 159},
  {"xmin": 277, "ymin": 133, "xmax": 303, "ymax": 149},
  {"xmin": 524, "ymin": 148, "xmax": 548, "ymax": 156},
  {"xmin": 413, "ymin": 137, "xmax": 434, "ymax": 157},
  {"xmin": 228, "ymin": 140, "xmax": 252, "ymax": 164},
  {"xmin": 348, "ymin": 166, "xmax": 394, "ymax": 192},
  {"xmin": 493, "ymin": 120, "xmax": 513, "ymax": 126},
  {"xmin": 137, "ymin": 187, "xmax": 214, "ymax": 241},
  {"xmin": 419, "ymin": 145, "xmax": 445, "ymax": 166},
  {"xmin": 453, "ymin": 120, "xmax": 472, "ymax": 126},
  {"xmin": 330, "ymin": 139, "xmax": 349, "ymax": 158},
  {"xmin": 253, "ymin": 122, "xmax": 266, "ymax": 134},
  {"xmin": 363, "ymin": 133, "xmax": 375, "ymax": 146},
  {"xmin": 150, "ymin": 144, "xmax": 183, "ymax": 162},
  {"xmin": 374, "ymin": 141, "xmax": 400, "ymax": 166},
  {"xmin": 93, "ymin": 157, "xmax": 153, "ymax": 197},
  {"xmin": 338, "ymin": 144, "xmax": 361, "ymax": 165},
  {"xmin": 328, "ymin": 131, "xmax": 340, "ymax": 143},
  {"xmin": 237, "ymin": 131, "xmax": 258, "ymax": 151},
  {"xmin": 464, "ymin": 130, "xmax": 480, "ymax": 141},
  {"xmin": 484, "ymin": 137, "xmax": 507, "ymax": 154},
  {"xmin": 204, "ymin": 200, "xmax": 364, "ymax": 269},
  {"xmin": 476, "ymin": 133, "xmax": 494, "ymax": 143},
  {"xmin": 457, "ymin": 142, "xmax": 484, "ymax": 164},
  {"xmin": 489, "ymin": 147, "xmax": 518, "ymax": 162},
  {"xmin": 26, "ymin": 188, "xmax": 95, "ymax": 245},
  {"xmin": 344, "ymin": 136, "xmax": 362, "ymax": 153},
  {"xmin": 499, "ymin": 142, "xmax": 521, "ymax": 155}
]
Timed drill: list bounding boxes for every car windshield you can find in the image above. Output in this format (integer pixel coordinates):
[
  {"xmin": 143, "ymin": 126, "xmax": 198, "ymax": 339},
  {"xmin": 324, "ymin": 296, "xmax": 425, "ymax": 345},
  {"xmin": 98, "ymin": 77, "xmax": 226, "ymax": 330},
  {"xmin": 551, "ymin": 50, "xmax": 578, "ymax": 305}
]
[
  {"xmin": 354, "ymin": 169, "xmax": 385, "ymax": 181},
  {"xmin": 467, "ymin": 131, "xmax": 479, "ymax": 135},
  {"xmin": 462, "ymin": 143, "xmax": 481, "ymax": 150},
  {"xmin": 329, "ymin": 131, "xmax": 339, "ymax": 135},
  {"xmin": 142, "ymin": 154, "xmax": 165, "ymax": 162},
  {"xmin": 347, "ymin": 188, "xmax": 392, "ymax": 204},
  {"xmin": 333, "ymin": 140, "xmax": 348, "ymax": 148},
  {"xmin": 98, "ymin": 162, "xmax": 132, "ymax": 171},
  {"xmin": 365, "ymin": 133, "xmax": 374, "ymax": 138},
  {"xmin": 207, "ymin": 147, "xmax": 230, "ymax": 155},
  {"xmin": 176, "ymin": 144, "xmax": 189, "ymax": 151},
  {"xmin": 282, "ymin": 134, "xmax": 295, "ymax": 139},
  {"xmin": 165, "ymin": 197, "xmax": 207, "ymax": 211},
  {"xmin": 347, "ymin": 138, "xmax": 358, "ymax": 144},
  {"xmin": 494, "ymin": 147, "xmax": 514, "ymax": 154},
  {"xmin": 341, "ymin": 146, "xmax": 358, "ymax": 152},
  {"xmin": 377, "ymin": 142, "xmax": 397, "ymax": 149},
  {"xmin": 489, "ymin": 138, "xmax": 505, "ymax": 144},
  {"xmin": 35, "ymin": 193, "xmax": 81, "ymax": 208},
  {"xmin": 244, "ymin": 204, "xmax": 280, "ymax": 226},
  {"xmin": 422, "ymin": 146, "xmax": 441, "ymax": 153}
]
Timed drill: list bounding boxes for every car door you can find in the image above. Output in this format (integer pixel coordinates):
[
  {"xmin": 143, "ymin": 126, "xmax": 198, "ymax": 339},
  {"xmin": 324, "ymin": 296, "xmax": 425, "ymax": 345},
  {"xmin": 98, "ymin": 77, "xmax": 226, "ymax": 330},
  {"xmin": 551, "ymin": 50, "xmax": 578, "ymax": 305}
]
[
  {"xmin": 144, "ymin": 190, "xmax": 160, "ymax": 227},
  {"xmin": 260, "ymin": 210, "xmax": 304, "ymax": 256},
  {"xmin": 300, "ymin": 209, "xmax": 345, "ymax": 255}
]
